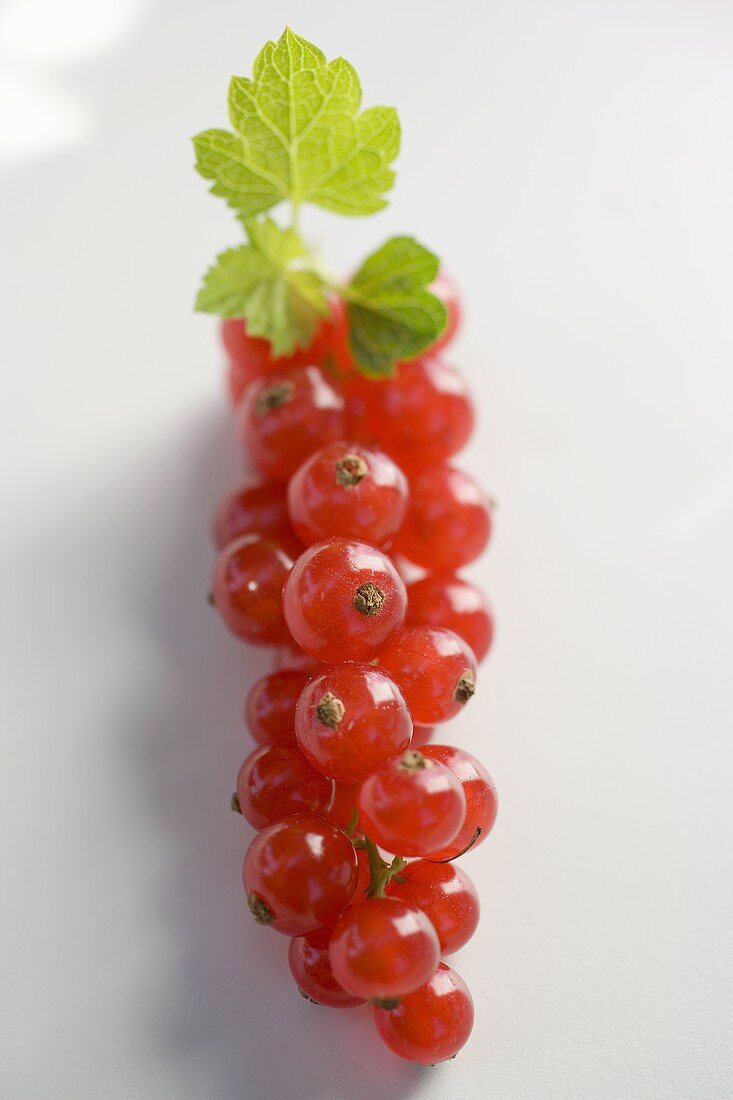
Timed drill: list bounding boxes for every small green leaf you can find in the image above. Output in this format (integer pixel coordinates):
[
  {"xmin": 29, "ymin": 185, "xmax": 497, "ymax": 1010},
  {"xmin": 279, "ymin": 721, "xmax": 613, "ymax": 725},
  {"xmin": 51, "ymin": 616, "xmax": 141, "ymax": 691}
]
[
  {"xmin": 195, "ymin": 219, "xmax": 328, "ymax": 356},
  {"xmin": 192, "ymin": 129, "xmax": 284, "ymax": 218},
  {"xmin": 193, "ymin": 27, "xmax": 400, "ymax": 220},
  {"xmin": 346, "ymin": 237, "xmax": 447, "ymax": 376}
]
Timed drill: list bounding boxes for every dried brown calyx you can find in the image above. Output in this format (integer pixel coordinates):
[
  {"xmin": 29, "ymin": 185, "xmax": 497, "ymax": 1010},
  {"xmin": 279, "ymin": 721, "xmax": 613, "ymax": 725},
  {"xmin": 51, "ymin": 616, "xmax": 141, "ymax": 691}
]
[
  {"xmin": 315, "ymin": 692, "xmax": 345, "ymax": 730},
  {"xmin": 353, "ymin": 582, "xmax": 385, "ymax": 616},
  {"xmin": 256, "ymin": 380, "xmax": 294, "ymax": 415},
  {"xmin": 335, "ymin": 453, "xmax": 369, "ymax": 488},
  {"xmin": 398, "ymin": 749, "xmax": 429, "ymax": 773},
  {"xmin": 247, "ymin": 892, "xmax": 274, "ymax": 925},
  {"xmin": 454, "ymin": 670, "xmax": 476, "ymax": 704}
]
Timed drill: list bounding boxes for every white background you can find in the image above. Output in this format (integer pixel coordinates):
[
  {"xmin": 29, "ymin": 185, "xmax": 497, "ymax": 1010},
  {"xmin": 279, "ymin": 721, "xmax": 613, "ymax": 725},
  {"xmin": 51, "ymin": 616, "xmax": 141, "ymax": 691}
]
[{"xmin": 2, "ymin": 1, "xmax": 732, "ymax": 1097}]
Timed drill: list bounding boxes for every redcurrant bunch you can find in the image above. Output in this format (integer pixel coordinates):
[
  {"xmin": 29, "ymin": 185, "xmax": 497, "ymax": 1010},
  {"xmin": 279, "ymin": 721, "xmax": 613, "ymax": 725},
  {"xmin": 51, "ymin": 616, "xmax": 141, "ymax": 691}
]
[
  {"xmin": 212, "ymin": 281, "xmax": 499, "ymax": 1060},
  {"xmin": 200, "ymin": 32, "xmax": 499, "ymax": 1065}
]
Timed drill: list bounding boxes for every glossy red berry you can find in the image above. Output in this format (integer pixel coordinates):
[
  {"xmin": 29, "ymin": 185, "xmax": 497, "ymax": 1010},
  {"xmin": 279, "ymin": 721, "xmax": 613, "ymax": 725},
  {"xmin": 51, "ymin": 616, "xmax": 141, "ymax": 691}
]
[
  {"xmin": 411, "ymin": 726, "xmax": 436, "ymax": 750},
  {"xmin": 237, "ymin": 366, "xmax": 346, "ymax": 479},
  {"xmin": 354, "ymin": 847, "xmax": 371, "ymax": 899},
  {"xmin": 283, "ymin": 538, "xmax": 407, "ymax": 664},
  {"xmin": 421, "ymin": 745, "xmax": 498, "ymax": 860},
  {"xmin": 295, "ymin": 663, "xmax": 412, "ymax": 783},
  {"xmin": 288, "ymin": 926, "xmax": 365, "ymax": 1008},
  {"xmin": 222, "ymin": 317, "xmax": 335, "ymax": 405},
  {"xmin": 328, "ymin": 898, "xmax": 440, "ymax": 1001},
  {"xmin": 377, "ymin": 626, "xmax": 478, "ymax": 725},
  {"xmin": 345, "ymin": 356, "xmax": 474, "ymax": 470},
  {"xmin": 429, "ymin": 272, "xmax": 461, "ymax": 352},
  {"xmin": 396, "ymin": 464, "xmax": 492, "ymax": 570},
  {"xmin": 387, "ymin": 861, "xmax": 479, "ymax": 955},
  {"xmin": 287, "ymin": 441, "xmax": 408, "ymax": 548},
  {"xmin": 243, "ymin": 815, "xmax": 357, "ymax": 936},
  {"xmin": 245, "ymin": 669, "xmax": 310, "ymax": 745},
  {"xmin": 212, "ymin": 534, "xmax": 296, "ymax": 645},
  {"xmin": 213, "ymin": 478, "xmax": 293, "ymax": 550},
  {"xmin": 222, "ymin": 322, "xmax": 278, "ymax": 404},
  {"xmin": 317, "ymin": 296, "xmax": 354, "ymax": 377},
  {"xmin": 390, "ymin": 553, "xmax": 423, "ymax": 586},
  {"xmin": 235, "ymin": 745, "xmax": 333, "ymax": 829},
  {"xmin": 373, "ymin": 962, "xmax": 474, "ymax": 1063},
  {"xmin": 325, "ymin": 781, "xmax": 360, "ymax": 830},
  {"xmin": 271, "ymin": 640, "xmax": 324, "ymax": 675},
  {"xmin": 357, "ymin": 749, "xmax": 466, "ymax": 857},
  {"xmin": 407, "ymin": 573, "xmax": 494, "ymax": 662}
]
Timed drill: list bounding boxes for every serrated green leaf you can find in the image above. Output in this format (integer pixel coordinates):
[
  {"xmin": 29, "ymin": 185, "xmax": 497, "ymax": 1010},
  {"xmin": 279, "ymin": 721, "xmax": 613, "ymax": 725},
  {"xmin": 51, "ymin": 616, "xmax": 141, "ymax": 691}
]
[
  {"xmin": 193, "ymin": 27, "xmax": 400, "ymax": 219},
  {"xmin": 346, "ymin": 237, "xmax": 447, "ymax": 376},
  {"xmin": 193, "ymin": 129, "xmax": 284, "ymax": 218},
  {"xmin": 195, "ymin": 219, "xmax": 328, "ymax": 356},
  {"xmin": 246, "ymin": 217, "xmax": 308, "ymax": 265}
]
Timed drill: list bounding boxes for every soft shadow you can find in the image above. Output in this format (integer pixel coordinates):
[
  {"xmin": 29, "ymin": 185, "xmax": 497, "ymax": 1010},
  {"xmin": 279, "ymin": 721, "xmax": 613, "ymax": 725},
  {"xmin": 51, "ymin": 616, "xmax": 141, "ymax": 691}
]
[{"xmin": 125, "ymin": 403, "xmax": 425, "ymax": 1098}]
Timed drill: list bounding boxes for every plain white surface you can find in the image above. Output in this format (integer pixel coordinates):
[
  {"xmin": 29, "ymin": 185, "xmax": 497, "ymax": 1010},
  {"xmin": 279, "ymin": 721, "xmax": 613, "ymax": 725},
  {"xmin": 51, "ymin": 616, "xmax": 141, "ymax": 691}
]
[{"xmin": 2, "ymin": 1, "xmax": 732, "ymax": 1097}]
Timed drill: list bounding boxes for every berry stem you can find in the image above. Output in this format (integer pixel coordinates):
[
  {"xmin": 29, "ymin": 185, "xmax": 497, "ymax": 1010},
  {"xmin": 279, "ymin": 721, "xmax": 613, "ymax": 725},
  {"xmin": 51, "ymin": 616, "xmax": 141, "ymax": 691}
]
[
  {"xmin": 428, "ymin": 826, "xmax": 482, "ymax": 863},
  {"xmin": 364, "ymin": 834, "xmax": 406, "ymax": 899},
  {"xmin": 345, "ymin": 807, "xmax": 359, "ymax": 837}
]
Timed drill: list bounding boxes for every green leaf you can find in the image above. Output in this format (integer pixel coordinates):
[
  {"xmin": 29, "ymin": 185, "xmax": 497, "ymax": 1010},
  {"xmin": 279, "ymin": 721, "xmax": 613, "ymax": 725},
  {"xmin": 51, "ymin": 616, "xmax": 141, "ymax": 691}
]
[
  {"xmin": 193, "ymin": 27, "xmax": 400, "ymax": 219},
  {"xmin": 195, "ymin": 218, "xmax": 329, "ymax": 356},
  {"xmin": 346, "ymin": 237, "xmax": 447, "ymax": 376}
]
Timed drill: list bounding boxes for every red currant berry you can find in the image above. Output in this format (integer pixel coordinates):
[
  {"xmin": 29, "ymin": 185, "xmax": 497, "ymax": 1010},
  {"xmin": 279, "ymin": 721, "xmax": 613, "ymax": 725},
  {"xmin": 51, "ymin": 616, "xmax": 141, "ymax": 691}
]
[
  {"xmin": 409, "ymin": 725, "xmax": 435, "ymax": 748},
  {"xmin": 222, "ymin": 318, "xmax": 335, "ymax": 405},
  {"xmin": 237, "ymin": 366, "xmax": 346, "ymax": 480},
  {"xmin": 396, "ymin": 464, "xmax": 492, "ymax": 570},
  {"xmin": 387, "ymin": 861, "xmax": 479, "ymax": 955},
  {"xmin": 283, "ymin": 538, "xmax": 407, "ymax": 664},
  {"xmin": 421, "ymin": 745, "xmax": 498, "ymax": 860},
  {"xmin": 245, "ymin": 669, "xmax": 310, "ymax": 746},
  {"xmin": 354, "ymin": 847, "xmax": 371, "ymax": 899},
  {"xmin": 325, "ymin": 780, "xmax": 360, "ymax": 830},
  {"xmin": 243, "ymin": 814, "xmax": 357, "ymax": 936},
  {"xmin": 390, "ymin": 553, "xmax": 424, "ymax": 586},
  {"xmin": 271, "ymin": 640, "xmax": 324, "ymax": 675},
  {"xmin": 288, "ymin": 926, "xmax": 365, "ymax": 1008},
  {"xmin": 328, "ymin": 898, "xmax": 440, "ymax": 1001},
  {"xmin": 212, "ymin": 534, "xmax": 296, "ymax": 645},
  {"xmin": 222, "ymin": 322, "xmax": 276, "ymax": 404},
  {"xmin": 213, "ymin": 478, "xmax": 293, "ymax": 550},
  {"xmin": 287, "ymin": 441, "xmax": 408, "ymax": 549},
  {"xmin": 318, "ymin": 296, "xmax": 355, "ymax": 377},
  {"xmin": 345, "ymin": 356, "xmax": 474, "ymax": 470},
  {"xmin": 429, "ymin": 272, "xmax": 461, "ymax": 352},
  {"xmin": 357, "ymin": 749, "xmax": 466, "ymax": 857},
  {"xmin": 235, "ymin": 745, "xmax": 333, "ymax": 829},
  {"xmin": 377, "ymin": 626, "xmax": 478, "ymax": 725},
  {"xmin": 373, "ymin": 962, "xmax": 474, "ymax": 1063},
  {"xmin": 295, "ymin": 663, "xmax": 412, "ymax": 783},
  {"xmin": 407, "ymin": 573, "xmax": 494, "ymax": 662}
]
